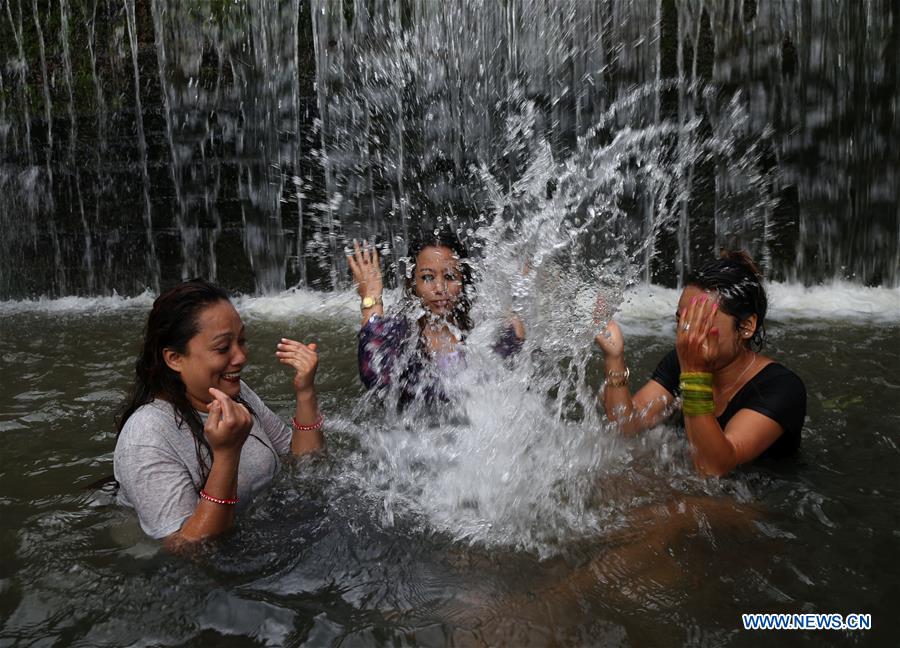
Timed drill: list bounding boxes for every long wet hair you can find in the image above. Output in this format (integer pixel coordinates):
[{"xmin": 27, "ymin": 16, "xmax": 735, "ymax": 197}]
[
  {"xmin": 686, "ymin": 250, "xmax": 768, "ymax": 351},
  {"xmin": 403, "ymin": 227, "xmax": 475, "ymax": 333},
  {"xmin": 116, "ymin": 279, "xmax": 234, "ymax": 485}
]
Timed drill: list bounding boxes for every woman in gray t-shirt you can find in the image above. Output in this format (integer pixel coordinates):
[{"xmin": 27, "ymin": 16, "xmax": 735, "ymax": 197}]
[{"xmin": 114, "ymin": 279, "xmax": 324, "ymax": 548}]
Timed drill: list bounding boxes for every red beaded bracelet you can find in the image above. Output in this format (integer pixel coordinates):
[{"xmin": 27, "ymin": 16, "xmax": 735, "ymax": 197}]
[
  {"xmin": 199, "ymin": 490, "xmax": 239, "ymax": 505},
  {"xmin": 291, "ymin": 412, "xmax": 324, "ymax": 432}
]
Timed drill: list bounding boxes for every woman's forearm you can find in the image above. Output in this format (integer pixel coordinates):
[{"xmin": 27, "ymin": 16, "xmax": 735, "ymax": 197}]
[
  {"xmin": 601, "ymin": 355, "xmax": 675, "ymax": 435},
  {"xmin": 683, "ymin": 414, "xmax": 738, "ymax": 476},
  {"xmin": 168, "ymin": 451, "xmax": 240, "ymax": 548},
  {"xmin": 602, "ymin": 356, "xmax": 644, "ymax": 435},
  {"xmin": 291, "ymin": 388, "xmax": 323, "ymax": 454}
]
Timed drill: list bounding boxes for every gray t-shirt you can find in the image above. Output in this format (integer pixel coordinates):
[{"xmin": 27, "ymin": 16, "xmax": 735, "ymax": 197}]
[{"xmin": 114, "ymin": 382, "xmax": 293, "ymax": 539}]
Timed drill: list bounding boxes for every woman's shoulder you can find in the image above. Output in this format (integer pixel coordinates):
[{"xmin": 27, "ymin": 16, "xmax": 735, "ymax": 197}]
[
  {"xmin": 737, "ymin": 360, "xmax": 807, "ymax": 429},
  {"xmin": 752, "ymin": 361, "xmax": 806, "ymax": 393},
  {"xmin": 120, "ymin": 399, "xmax": 176, "ymax": 426},
  {"xmin": 742, "ymin": 360, "xmax": 806, "ymax": 458},
  {"xmin": 116, "ymin": 400, "xmax": 183, "ymax": 450}
]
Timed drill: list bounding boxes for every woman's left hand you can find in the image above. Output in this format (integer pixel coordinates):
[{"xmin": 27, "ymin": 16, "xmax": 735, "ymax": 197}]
[
  {"xmin": 676, "ymin": 293, "xmax": 719, "ymax": 372},
  {"xmin": 276, "ymin": 338, "xmax": 319, "ymax": 394}
]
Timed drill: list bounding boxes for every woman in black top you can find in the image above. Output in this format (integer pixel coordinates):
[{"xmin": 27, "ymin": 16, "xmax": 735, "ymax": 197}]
[{"xmin": 594, "ymin": 251, "xmax": 806, "ymax": 476}]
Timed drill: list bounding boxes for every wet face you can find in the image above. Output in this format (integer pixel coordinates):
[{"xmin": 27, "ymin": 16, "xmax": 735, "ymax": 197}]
[
  {"xmin": 165, "ymin": 300, "xmax": 248, "ymax": 410},
  {"xmin": 676, "ymin": 285, "xmax": 754, "ymax": 368},
  {"xmin": 413, "ymin": 246, "xmax": 463, "ymax": 318}
]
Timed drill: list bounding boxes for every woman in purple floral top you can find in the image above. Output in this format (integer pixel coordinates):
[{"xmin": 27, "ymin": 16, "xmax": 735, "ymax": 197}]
[{"xmin": 348, "ymin": 229, "xmax": 524, "ymax": 409}]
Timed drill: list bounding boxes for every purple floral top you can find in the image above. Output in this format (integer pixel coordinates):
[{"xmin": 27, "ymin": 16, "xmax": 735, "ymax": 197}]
[{"xmin": 357, "ymin": 314, "xmax": 522, "ymax": 408}]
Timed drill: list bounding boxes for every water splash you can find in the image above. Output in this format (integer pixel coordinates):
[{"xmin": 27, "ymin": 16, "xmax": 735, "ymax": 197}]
[
  {"xmin": 302, "ymin": 0, "xmax": 884, "ymax": 551},
  {"xmin": 337, "ymin": 83, "xmax": 728, "ymax": 554}
]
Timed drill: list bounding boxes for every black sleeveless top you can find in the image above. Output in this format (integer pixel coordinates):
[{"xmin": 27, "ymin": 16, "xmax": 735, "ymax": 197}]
[{"xmin": 650, "ymin": 350, "xmax": 806, "ymax": 459}]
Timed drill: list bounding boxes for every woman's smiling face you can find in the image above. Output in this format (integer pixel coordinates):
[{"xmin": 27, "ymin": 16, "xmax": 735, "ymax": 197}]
[
  {"xmin": 166, "ymin": 300, "xmax": 248, "ymax": 410},
  {"xmin": 413, "ymin": 245, "xmax": 463, "ymax": 317}
]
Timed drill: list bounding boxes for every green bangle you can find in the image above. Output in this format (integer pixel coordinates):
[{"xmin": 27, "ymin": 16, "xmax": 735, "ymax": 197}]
[
  {"xmin": 682, "ymin": 398, "xmax": 715, "ymax": 416},
  {"xmin": 680, "ymin": 371, "xmax": 713, "ymax": 385},
  {"xmin": 681, "ymin": 369, "xmax": 714, "ymax": 417}
]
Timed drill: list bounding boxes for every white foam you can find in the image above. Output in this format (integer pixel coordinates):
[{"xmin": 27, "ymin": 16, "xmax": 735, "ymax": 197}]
[
  {"xmin": 235, "ymin": 287, "xmax": 412, "ymax": 322},
  {"xmin": 0, "ymin": 286, "xmax": 389, "ymax": 320},
  {"xmin": 0, "ymin": 290, "xmax": 155, "ymax": 315},
  {"xmin": 615, "ymin": 281, "xmax": 899, "ymax": 326},
  {"xmin": 234, "ymin": 287, "xmax": 360, "ymax": 321},
  {"xmin": 1, "ymin": 283, "xmax": 896, "ymax": 324},
  {"xmin": 765, "ymin": 281, "xmax": 900, "ymax": 323}
]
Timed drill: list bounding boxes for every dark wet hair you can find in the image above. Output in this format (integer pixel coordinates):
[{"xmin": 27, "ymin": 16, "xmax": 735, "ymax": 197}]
[
  {"xmin": 404, "ymin": 227, "xmax": 475, "ymax": 333},
  {"xmin": 686, "ymin": 250, "xmax": 767, "ymax": 350},
  {"xmin": 116, "ymin": 278, "xmax": 233, "ymax": 485}
]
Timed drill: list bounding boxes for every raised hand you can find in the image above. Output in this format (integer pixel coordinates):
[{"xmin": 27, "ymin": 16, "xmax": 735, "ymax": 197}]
[
  {"xmin": 204, "ymin": 387, "xmax": 253, "ymax": 455},
  {"xmin": 676, "ymin": 293, "xmax": 719, "ymax": 371},
  {"xmin": 594, "ymin": 319, "xmax": 625, "ymax": 359},
  {"xmin": 275, "ymin": 338, "xmax": 319, "ymax": 395},
  {"xmin": 593, "ymin": 291, "xmax": 625, "ymax": 358},
  {"xmin": 347, "ymin": 239, "xmax": 383, "ymax": 300}
]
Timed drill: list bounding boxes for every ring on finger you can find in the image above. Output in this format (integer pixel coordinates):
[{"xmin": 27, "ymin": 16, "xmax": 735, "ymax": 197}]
[{"xmin": 682, "ymin": 323, "xmax": 690, "ymax": 332}]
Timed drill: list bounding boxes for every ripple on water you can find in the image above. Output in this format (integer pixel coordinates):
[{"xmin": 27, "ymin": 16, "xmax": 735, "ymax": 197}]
[
  {"xmin": 198, "ymin": 588, "xmax": 297, "ymax": 645},
  {"xmin": 13, "ymin": 389, "xmax": 65, "ymax": 402},
  {"xmin": 1, "ymin": 351, "xmax": 42, "ymax": 366},
  {"xmin": 75, "ymin": 389, "xmax": 125, "ymax": 404},
  {"xmin": 21, "ymin": 409, "xmax": 66, "ymax": 424}
]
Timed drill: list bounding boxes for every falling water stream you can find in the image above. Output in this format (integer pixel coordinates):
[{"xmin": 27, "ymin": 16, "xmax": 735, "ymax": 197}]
[{"xmin": 0, "ymin": 0, "xmax": 897, "ymax": 296}]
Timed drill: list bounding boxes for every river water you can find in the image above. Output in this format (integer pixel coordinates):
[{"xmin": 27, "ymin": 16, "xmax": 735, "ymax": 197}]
[{"xmin": 0, "ymin": 283, "xmax": 897, "ymax": 646}]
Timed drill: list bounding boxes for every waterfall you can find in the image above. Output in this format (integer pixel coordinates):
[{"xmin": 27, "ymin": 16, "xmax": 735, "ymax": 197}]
[
  {"xmin": 124, "ymin": 0, "xmax": 160, "ymax": 293},
  {"xmin": 0, "ymin": 0, "xmax": 896, "ymax": 298}
]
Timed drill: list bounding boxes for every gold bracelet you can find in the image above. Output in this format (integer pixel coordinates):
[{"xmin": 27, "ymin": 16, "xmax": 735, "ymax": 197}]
[{"xmin": 604, "ymin": 367, "xmax": 629, "ymax": 388}]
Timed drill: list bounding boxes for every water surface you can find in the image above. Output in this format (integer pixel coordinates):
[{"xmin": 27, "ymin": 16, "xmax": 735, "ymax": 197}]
[{"xmin": 1, "ymin": 285, "xmax": 897, "ymax": 646}]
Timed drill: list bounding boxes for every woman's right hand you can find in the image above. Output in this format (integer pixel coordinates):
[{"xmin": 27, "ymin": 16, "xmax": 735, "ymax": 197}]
[
  {"xmin": 204, "ymin": 387, "xmax": 252, "ymax": 455},
  {"xmin": 594, "ymin": 319, "xmax": 625, "ymax": 359},
  {"xmin": 347, "ymin": 239, "xmax": 383, "ymax": 299}
]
